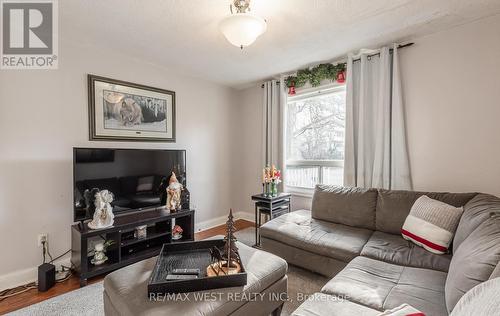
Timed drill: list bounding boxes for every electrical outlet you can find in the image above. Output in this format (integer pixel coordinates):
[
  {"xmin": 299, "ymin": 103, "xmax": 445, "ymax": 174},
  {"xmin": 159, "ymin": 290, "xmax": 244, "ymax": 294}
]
[{"xmin": 38, "ymin": 233, "xmax": 48, "ymax": 247}]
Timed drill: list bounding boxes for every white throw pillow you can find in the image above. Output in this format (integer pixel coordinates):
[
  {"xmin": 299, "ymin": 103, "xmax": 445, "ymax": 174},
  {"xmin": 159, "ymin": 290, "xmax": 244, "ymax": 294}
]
[
  {"xmin": 401, "ymin": 195, "xmax": 463, "ymax": 254},
  {"xmin": 378, "ymin": 303, "xmax": 425, "ymax": 316}
]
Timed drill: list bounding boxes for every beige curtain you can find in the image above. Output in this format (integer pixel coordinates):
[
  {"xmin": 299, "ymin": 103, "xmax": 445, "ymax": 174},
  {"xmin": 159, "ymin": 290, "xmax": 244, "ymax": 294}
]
[
  {"xmin": 344, "ymin": 45, "xmax": 412, "ymax": 189},
  {"xmin": 262, "ymin": 78, "xmax": 286, "ymax": 180}
]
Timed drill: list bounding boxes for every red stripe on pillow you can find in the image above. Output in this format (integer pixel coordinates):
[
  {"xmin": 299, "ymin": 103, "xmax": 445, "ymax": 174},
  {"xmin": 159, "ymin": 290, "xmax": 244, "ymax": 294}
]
[
  {"xmin": 401, "ymin": 229, "xmax": 448, "ymax": 252},
  {"xmin": 407, "ymin": 313, "xmax": 425, "ymax": 316}
]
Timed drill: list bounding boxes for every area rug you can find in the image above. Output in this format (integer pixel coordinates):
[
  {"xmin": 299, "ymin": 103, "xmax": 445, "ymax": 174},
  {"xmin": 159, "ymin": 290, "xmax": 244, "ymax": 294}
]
[
  {"xmin": 8, "ymin": 281, "xmax": 104, "ymax": 316},
  {"xmin": 9, "ymin": 227, "xmax": 328, "ymax": 316}
]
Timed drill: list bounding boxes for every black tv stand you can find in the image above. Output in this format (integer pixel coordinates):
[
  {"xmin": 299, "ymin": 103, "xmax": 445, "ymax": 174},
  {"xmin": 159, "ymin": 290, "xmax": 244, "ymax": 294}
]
[{"xmin": 71, "ymin": 207, "xmax": 194, "ymax": 286}]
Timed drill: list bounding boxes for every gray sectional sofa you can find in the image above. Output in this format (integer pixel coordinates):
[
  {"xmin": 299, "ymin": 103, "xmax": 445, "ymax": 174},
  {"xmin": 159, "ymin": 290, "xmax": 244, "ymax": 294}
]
[{"xmin": 259, "ymin": 185, "xmax": 500, "ymax": 316}]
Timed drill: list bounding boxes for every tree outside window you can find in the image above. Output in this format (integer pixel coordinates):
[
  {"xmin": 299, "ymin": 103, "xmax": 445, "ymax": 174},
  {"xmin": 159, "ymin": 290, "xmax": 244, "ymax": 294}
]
[{"xmin": 285, "ymin": 87, "xmax": 346, "ymax": 190}]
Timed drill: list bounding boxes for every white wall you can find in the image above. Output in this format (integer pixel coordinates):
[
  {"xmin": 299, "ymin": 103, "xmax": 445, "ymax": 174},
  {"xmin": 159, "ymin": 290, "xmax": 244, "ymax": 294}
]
[
  {"xmin": 233, "ymin": 13, "xmax": 500, "ymax": 215},
  {"xmin": 0, "ymin": 39, "xmax": 238, "ymax": 289},
  {"xmin": 400, "ymin": 14, "xmax": 500, "ymax": 196},
  {"xmin": 231, "ymin": 85, "xmax": 263, "ymax": 218}
]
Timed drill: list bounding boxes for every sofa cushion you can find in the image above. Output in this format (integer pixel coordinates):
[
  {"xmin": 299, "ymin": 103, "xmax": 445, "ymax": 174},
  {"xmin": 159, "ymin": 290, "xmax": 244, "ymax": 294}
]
[
  {"xmin": 360, "ymin": 231, "xmax": 451, "ymax": 272},
  {"xmin": 291, "ymin": 292, "xmax": 379, "ymax": 316},
  {"xmin": 321, "ymin": 256, "xmax": 448, "ymax": 316},
  {"xmin": 261, "ymin": 237, "xmax": 348, "ymax": 277},
  {"xmin": 445, "ymin": 214, "xmax": 500, "ymax": 313},
  {"xmin": 401, "ymin": 196, "xmax": 463, "ymax": 254},
  {"xmin": 259, "ymin": 210, "xmax": 373, "ymax": 263},
  {"xmin": 375, "ymin": 189, "xmax": 476, "ymax": 235},
  {"xmin": 453, "ymin": 193, "xmax": 500, "ymax": 253},
  {"xmin": 312, "ymin": 185, "xmax": 378, "ymax": 230},
  {"xmin": 450, "ymin": 277, "xmax": 500, "ymax": 316}
]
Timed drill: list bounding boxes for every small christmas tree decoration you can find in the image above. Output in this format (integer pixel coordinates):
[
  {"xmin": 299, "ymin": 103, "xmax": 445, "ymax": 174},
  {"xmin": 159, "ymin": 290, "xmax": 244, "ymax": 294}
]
[
  {"xmin": 223, "ymin": 209, "xmax": 241, "ymax": 269},
  {"xmin": 207, "ymin": 209, "xmax": 242, "ymax": 276}
]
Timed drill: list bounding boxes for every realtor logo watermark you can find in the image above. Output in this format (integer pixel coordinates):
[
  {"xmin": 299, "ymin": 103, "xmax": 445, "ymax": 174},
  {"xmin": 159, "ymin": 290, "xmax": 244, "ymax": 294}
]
[{"xmin": 1, "ymin": 0, "xmax": 58, "ymax": 69}]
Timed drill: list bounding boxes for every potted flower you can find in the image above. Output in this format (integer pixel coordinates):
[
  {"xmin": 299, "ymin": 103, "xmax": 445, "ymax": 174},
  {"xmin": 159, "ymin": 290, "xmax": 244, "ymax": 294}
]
[
  {"xmin": 270, "ymin": 165, "xmax": 281, "ymax": 197},
  {"xmin": 262, "ymin": 165, "xmax": 282, "ymax": 197},
  {"xmin": 172, "ymin": 225, "xmax": 183, "ymax": 240}
]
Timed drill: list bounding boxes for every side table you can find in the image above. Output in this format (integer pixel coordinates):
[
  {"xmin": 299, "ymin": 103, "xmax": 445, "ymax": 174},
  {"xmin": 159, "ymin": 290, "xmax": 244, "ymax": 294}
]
[{"xmin": 251, "ymin": 193, "xmax": 292, "ymax": 246}]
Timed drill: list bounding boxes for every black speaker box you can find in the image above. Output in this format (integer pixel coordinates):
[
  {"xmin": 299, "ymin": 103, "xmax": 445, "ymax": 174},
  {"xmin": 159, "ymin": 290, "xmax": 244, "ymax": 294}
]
[{"xmin": 38, "ymin": 263, "xmax": 55, "ymax": 292}]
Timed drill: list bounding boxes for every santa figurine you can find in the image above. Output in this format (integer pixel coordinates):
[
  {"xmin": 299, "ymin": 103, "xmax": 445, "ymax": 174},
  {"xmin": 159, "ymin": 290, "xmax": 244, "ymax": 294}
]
[{"xmin": 166, "ymin": 172, "xmax": 183, "ymax": 212}]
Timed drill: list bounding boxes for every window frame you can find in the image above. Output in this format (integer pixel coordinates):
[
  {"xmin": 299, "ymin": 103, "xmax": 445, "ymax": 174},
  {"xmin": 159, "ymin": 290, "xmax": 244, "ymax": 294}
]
[{"xmin": 284, "ymin": 83, "xmax": 346, "ymax": 196}]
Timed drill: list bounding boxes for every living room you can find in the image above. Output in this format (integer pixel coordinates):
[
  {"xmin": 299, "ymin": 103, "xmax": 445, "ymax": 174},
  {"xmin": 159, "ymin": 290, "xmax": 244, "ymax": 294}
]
[{"xmin": 1, "ymin": 0, "xmax": 500, "ymax": 315}]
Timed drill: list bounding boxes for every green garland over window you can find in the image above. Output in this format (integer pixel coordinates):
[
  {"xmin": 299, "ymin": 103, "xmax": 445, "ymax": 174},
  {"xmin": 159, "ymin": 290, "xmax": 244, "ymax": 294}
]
[{"xmin": 285, "ymin": 63, "xmax": 346, "ymax": 88}]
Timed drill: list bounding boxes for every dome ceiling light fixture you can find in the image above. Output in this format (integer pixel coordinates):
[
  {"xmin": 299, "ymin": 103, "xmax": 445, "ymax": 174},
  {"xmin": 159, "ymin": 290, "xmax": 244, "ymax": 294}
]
[{"xmin": 219, "ymin": 0, "xmax": 267, "ymax": 49}]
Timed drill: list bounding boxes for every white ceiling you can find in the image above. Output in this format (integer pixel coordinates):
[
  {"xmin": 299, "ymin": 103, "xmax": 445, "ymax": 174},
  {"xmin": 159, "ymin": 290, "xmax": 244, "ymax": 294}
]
[{"xmin": 62, "ymin": 0, "xmax": 500, "ymax": 89}]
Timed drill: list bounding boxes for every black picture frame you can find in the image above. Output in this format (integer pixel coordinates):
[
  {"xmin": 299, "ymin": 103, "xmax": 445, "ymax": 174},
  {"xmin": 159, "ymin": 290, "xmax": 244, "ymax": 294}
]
[{"xmin": 88, "ymin": 74, "xmax": 176, "ymax": 142}]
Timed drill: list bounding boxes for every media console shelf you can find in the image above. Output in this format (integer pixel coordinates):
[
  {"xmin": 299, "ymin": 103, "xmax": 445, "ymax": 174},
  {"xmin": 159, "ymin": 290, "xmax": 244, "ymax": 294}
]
[{"xmin": 71, "ymin": 208, "xmax": 194, "ymax": 286}]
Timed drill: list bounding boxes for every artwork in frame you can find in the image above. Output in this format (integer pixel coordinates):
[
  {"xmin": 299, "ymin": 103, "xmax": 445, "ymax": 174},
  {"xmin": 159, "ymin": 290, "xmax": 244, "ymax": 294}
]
[{"xmin": 88, "ymin": 74, "xmax": 175, "ymax": 142}]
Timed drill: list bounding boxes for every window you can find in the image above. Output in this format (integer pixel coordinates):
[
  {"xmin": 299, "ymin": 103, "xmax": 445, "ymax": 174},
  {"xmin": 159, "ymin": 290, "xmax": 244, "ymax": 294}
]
[{"xmin": 285, "ymin": 86, "xmax": 346, "ymax": 192}]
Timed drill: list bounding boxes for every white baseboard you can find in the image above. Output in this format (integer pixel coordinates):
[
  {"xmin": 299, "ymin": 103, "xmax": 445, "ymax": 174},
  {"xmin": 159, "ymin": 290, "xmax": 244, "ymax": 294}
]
[
  {"xmin": 0, "ymin": 257, "xmax": 71, "ymax": 292},
  {"xmin": 0, "ymin": 212, "xmax": 255, "ymax": 292},
  {"xmin": 235, "ymin": 211, "xmax": 254, "ymax": 222}
]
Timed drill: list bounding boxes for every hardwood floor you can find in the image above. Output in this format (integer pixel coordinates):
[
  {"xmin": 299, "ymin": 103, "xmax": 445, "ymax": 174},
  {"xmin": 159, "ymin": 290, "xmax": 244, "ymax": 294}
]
[
  {"xmin": 0, "ymin": 219, "xmax": 255, "ymax": 315},
  {"xmin": 195, "ymin": 218, "xmax": 255, "ymax": 240}
]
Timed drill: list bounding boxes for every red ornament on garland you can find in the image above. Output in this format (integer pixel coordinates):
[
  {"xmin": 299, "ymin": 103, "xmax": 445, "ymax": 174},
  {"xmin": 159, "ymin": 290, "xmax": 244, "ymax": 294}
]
[
  {"xmin": 336, "ymin": 71, "xmax": 346, "ymax": 83},
  {"xmin": 288, "ymin": 85, "xmax": 296, "ymax": 95}
]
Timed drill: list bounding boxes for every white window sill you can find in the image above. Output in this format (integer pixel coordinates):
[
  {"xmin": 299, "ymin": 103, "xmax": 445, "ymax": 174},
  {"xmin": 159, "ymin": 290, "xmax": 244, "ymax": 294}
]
[{"xmin": 285, "ymin": 187, "xmax": 314, "ymax": 199}]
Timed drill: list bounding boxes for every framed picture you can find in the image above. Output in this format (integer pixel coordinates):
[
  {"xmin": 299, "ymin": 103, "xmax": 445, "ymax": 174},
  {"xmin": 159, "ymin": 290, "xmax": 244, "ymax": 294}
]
[{"xmin": 88, "ymin": 74, "xmax": 176, "ymax": 142}]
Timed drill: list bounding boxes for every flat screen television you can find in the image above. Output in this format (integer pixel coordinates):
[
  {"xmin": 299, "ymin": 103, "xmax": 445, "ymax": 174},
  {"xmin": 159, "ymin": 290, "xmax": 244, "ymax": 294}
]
[{"xmin": 73, "ymin": 148, "xmax": 186, "ymax": 222}]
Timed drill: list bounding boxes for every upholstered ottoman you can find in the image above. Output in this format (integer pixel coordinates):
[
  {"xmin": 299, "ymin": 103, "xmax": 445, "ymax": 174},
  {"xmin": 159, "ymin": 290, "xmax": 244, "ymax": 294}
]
[{"xmin": 103, "ymin": 241, "xmax": 288, "ymax": 316}]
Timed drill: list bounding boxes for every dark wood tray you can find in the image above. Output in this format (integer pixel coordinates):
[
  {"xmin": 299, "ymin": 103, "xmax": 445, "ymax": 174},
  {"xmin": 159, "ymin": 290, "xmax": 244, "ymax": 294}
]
[{"xmin": 148, "ymin": 239, "xmax": 247, "ymax": 294}]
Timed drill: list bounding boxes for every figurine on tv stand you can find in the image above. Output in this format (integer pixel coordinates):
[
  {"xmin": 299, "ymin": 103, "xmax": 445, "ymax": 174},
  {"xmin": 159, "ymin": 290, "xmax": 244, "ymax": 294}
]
[
  {"xmin": 166, "ymin": 172, "xmax": 183, "ymax": 212},
  {"xmin": 88, "ymin": 190, "xmax": 115, "ymax": 230}
]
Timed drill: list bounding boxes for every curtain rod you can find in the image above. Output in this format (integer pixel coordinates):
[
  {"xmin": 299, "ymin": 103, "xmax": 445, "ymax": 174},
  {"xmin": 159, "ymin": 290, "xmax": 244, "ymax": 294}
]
[
  {"xmin": 261, "ymin": 81, "xmax": 281, "ymax": 88},
  {"xmin": 351, "ymin": 42, "xmax": 414, "ymax": 62},
  {"xmin": 261, "ymin": 42, "xmax": 414, "ymax": 88}
]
